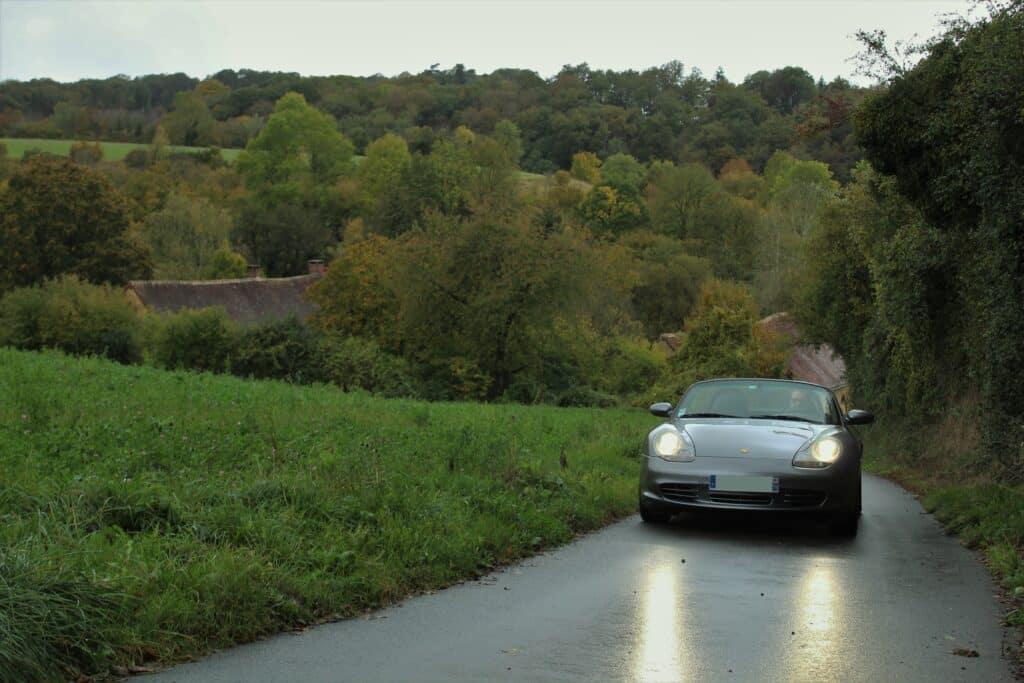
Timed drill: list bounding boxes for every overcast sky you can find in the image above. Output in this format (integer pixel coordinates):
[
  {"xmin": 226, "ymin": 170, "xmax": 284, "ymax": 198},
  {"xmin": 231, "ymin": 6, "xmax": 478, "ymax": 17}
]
[{"xmin": 0, "ymin": 0, "xmax": 973, "ymax": 85}]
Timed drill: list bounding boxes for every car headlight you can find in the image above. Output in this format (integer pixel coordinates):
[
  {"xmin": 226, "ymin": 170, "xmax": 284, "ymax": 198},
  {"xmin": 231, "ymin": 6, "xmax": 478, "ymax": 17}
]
[
  {"xmin": 793, "ymin": 435, "xmax": 842, "ymax": 468},
  {"xmin": 648, "ymin": 426, "xmax": 695, "ymax": 462}
]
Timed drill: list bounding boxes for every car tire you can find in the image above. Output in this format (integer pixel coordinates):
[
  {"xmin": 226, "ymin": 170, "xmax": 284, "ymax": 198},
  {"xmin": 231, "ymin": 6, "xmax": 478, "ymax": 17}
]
[
  {"xmin": 639, "ymin": 497, "xmax": 671, "ymax": 524},
  {"xmin": 829, "ymin": 511, "xmax": 859, "ymax": 537},
  {"xmin": 855, "ymin": 474, "xmax": 863, "ymax": 516}
]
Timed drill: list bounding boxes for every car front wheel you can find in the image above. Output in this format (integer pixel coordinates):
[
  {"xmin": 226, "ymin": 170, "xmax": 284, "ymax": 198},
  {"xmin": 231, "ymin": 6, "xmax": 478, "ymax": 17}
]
[
  {"xmin": 829, "ymin": 511, "xmax": 859, "ymax": 537},
  {"xmin": 639, "ymin": 496, "xmax": 671, "ymax": 524}
]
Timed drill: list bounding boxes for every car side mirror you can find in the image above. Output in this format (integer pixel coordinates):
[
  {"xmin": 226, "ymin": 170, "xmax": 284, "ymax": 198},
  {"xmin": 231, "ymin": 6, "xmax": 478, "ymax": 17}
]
[
  {"xmin": 846, "ymin": 409, "xmax": 874, "ymax": 425},
  {"xmin": 650, "ymin": 402, "xmax": 673, "ymax": 418}
]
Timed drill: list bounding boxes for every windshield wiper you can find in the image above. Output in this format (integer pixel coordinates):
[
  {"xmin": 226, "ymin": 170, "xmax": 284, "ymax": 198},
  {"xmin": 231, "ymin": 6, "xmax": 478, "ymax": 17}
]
[
  {"xmin": 682, "ymin": 412, "xmax": 739, "ymax": 418},
  {"xmin": 750, "ymin": 414, "xmax": 820, "ymax": 424}
]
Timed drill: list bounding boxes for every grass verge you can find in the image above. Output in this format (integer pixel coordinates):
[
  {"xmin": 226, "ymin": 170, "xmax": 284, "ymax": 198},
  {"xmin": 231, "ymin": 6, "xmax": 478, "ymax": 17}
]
[{"xmin": 0, "ymin": 348, "xmax": 653, "ymax": 681}]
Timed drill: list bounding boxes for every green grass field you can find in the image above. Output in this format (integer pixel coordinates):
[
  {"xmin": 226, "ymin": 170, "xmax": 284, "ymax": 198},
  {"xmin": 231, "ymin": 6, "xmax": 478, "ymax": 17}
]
[
  {"xmin": 0, "ymin": 348, "xmax": 653, "ymax": 680},
  {"xmin": 0, "ymin": 137, "xmax": 242, "ymax": 163}
]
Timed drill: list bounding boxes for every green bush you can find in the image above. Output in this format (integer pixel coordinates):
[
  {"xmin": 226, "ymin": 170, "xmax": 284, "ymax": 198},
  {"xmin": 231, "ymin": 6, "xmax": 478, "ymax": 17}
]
[
  {"xmin": 203, "ymin": 247, "xmax": 247, "ymax": 280},
  {"xmin": 230, "ymin": 317, "xmax": 319, "ymax": 383},
  {"xmin": 68, "ymin": 141, "xmax": 103, "ymax": 166},
  {"xmin": 318, "ymin": 334, "xmax": 418, "ymax": 397},
  {"xmin": 123, "ymin": 148, "xmax": 149, "ymax": 169},
  {"xmin": 0, "ymin": 276, "xmax": 142, "ymax": 363},
  {"xmin": 151, "ymin": 308, "xmax": 235, "ymax": 373}
]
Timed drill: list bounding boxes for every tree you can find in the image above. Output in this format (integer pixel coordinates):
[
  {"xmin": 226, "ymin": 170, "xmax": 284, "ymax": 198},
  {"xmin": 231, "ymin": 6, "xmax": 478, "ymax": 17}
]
[
  {"xmin": 203, "ymin": 245, "xmax": 248, "ymax": 279},
  {"xmin": 390, "ymin": 211, "xmax": 630, "ymax": 399},
  {"xmin": 0, "ymin": 156, "xmax": 152, "ymax": 291},
  {"xmin": 358, "ymin": 133, "xmax": 412, "ymax": 199},
  {"xmin": 161, "ymin": 91, "xmax": 218, "ymax": 146},
  {"xmin": 570, "ymin": 151, "xmax": 601, "ymax": 184},
  {"xmin": 842, "ymin": 4, "xmax": 1024, "ymax": 473},
  {"xmin": 577, "ymin": 185, "xmax": 648, "ymax": 234},
  {"xmin": 68, "ymin": 141, "xmax": 103, "ymax": 166},
  {"xmin": 619, "ymin": 231, "xmax": 711, "ymax": 337},
  {"xmin": 236, "ymin": 92, "xmax": 355, "ymax": 208},
  {"xmin": 140, "ymin": 193, "xmax": 235, "ymax": 279},
  {"xmin": 232, "ymin": 202, "xmax": 332, "ymax": 278},
  {"xmin": 600, "ymin": 153, "xmax": 646, "ymax": 192},
  {"xmin": 719, "ymin": 158, "xmax": 765, "ymax": 200},
  {"xmin": 307, "ymin": 233, "xmax": 401, "ymax": 347},
  {"xmin": 492, "ymin": 119, "xmax": 523, "ymax": 166},
  {"xmin": 646, "ymin": 162, "xmax": 718, "ymax": 239},
  {"xmin": 743, "ymin": 67, "xmax": 817, "ymax": 114},
  {"xmin": 655, "ymin": 279, "xmax": 785, "ymax": 398}
]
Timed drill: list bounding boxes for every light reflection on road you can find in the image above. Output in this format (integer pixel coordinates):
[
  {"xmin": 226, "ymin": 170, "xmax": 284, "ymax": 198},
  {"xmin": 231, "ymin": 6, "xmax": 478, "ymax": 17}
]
[
  {"xmin": 788, "ymin": 560, "xmax": 843, "ymax": 680},
  {"xmin": 631, "ymin": 558, "xmax": 689, "ymax": 682}
]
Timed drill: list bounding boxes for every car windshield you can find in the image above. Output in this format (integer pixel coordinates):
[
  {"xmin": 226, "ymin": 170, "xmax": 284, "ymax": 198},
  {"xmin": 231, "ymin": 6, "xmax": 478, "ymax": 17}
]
[{"xmin": 676, "ymin": 380, "xmax": 840, "ymax": 425}]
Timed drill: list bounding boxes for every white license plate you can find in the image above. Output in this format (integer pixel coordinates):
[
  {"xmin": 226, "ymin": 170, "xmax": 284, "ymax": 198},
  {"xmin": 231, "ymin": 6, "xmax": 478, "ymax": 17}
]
[{"xmin": 709, "ymin": 475, "xmax": 779, "ymax": 493}]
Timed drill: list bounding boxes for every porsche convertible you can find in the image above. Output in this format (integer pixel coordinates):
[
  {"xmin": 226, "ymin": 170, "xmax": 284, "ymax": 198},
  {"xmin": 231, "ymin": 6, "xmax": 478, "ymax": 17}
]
[{"xmin": 639, "ymin": 378, "xmax": 873, "ymax": 535}]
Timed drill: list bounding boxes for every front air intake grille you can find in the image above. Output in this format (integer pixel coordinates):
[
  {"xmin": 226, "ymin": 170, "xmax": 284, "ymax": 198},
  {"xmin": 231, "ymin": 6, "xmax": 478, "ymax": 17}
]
[
  {"xmin": 660, "ymin": 483, "xmax": 700, "ymax": 502},
  {"xmin": 707, "ymin": 491, "xmax": 773, "ymax": 506},
  {"xmin": 779, "ymin": 490, "xmax": 827, "ymax": 507}
]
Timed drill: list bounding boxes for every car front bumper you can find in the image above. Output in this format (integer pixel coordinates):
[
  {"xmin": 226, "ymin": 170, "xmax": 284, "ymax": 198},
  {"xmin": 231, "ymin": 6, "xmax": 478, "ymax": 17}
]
[{"xmin": 640, "ymin": 454, "xmax": 859, "ymax": 515}]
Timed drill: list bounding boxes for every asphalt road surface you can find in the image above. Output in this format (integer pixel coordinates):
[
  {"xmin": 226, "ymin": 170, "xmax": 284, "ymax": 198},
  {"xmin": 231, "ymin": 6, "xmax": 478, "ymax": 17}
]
[{"xmin": 145, "ymin": 475, "xmax": 1015, "ymax": 682}]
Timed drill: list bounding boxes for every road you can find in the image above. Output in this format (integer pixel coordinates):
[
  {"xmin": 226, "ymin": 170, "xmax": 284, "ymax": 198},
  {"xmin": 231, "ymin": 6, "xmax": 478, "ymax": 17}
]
[{"xmin": 144, "ymin": 475, "xmax": 1014, "ymax": 682}]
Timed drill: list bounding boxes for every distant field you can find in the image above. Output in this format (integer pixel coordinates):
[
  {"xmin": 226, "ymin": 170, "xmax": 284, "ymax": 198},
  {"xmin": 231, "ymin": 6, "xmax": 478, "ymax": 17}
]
[
  {"xmin": 0, "ymin": 348, "xmax": 652, "ymax": 680},
  {"xmin": 0, "ymin": 137, "xmax": 242, "ymax": 163}
]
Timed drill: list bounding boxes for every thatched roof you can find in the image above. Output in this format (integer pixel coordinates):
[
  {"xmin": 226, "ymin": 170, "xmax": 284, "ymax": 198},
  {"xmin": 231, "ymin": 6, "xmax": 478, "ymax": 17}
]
[{"xmin": 127, "ymin": 274, "xmax": 321, "ymax": 326}]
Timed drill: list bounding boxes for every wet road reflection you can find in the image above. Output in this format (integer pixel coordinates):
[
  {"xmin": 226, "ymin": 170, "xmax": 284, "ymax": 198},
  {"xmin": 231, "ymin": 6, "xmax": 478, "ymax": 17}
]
[
  {"xmin": 799, "ymin": 562, "xmax": 839, "ymax": 635},
  {"xmin": 787, "ymin": 560, "xmax": 843, "ymax": 680},
  {"xmin": 632, "ymin": 556, "xmax": 689, "ymax": 682}
]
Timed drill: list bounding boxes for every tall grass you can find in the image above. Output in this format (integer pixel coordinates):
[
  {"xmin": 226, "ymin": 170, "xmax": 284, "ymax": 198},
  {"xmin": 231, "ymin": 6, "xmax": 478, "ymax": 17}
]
[{"xmin": 0, "ymin": 348, "xmax": 653, "ymax": 680}]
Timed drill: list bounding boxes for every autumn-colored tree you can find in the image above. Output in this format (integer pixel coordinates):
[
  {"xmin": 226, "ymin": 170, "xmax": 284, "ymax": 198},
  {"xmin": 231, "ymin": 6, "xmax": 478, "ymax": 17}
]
[
  {"xmin": 719, "ymin": 158, "xmax": 765, "ymax": 200},
  {"xmin": 570, "ymin": 151, "xmax": 602, "ymax": 184},
  {"xmin": 577, "ymin": 185, "xmax": 647, "ymax": 234},
  {"xmin": 307, "ymin": 231, "xmax": 401, "ymax": 347},
  {"xmin": 0, "ymin": 156, "xmax": 152, "ymax": 291},
  {"xmin": 68, "ymin": 141, "xmax": 103, "ymax": 166},
  {"xmin": 661, "ymin": 279, "xmax": 785, "ymax": 395}
]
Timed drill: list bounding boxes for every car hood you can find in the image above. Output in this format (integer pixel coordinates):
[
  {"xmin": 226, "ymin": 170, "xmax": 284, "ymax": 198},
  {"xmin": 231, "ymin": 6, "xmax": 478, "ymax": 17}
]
[{"xmin": 677, "ymin": 420, "xmax": 823, "ymax": 460}]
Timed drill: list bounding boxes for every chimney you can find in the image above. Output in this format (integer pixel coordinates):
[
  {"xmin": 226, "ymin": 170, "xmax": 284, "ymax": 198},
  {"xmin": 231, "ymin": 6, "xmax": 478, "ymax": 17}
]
[
  {"xmin": 246, "ymin": 264, "xmax": 263, "ymax": 279},
  {"xmin": 307, "ymin": 259, "xmax": 326, "ymax": 276}
]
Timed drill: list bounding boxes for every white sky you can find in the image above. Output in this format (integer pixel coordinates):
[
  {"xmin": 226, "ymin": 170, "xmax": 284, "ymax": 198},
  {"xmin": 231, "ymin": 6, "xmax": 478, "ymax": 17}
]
[{"xmin": 0, "ymin": 0, "xmax": 973, "ymax": 85}]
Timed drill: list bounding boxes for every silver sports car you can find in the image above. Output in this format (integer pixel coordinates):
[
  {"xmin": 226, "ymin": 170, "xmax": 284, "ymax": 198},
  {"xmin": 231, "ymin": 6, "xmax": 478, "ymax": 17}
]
[{"xmin": 639, "ymin": 378, "xmax": 873, "ymax": 535}]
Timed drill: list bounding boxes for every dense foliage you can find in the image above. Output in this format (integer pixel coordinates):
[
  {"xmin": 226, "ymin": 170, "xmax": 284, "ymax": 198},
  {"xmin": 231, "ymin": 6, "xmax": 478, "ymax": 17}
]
[
  {"xmin": 0, "ymin": 63, "xmax": 865, "ymax": 178},
  {"xmin": 0, "ymin": 63, "xmax": 865, "ymax": 406},
  {"xmin": 798, "ymin": 3, "xmax": 1024, "ymax": 478},
  {"xmin": 0, "ymin": 156, "xmax": 152, "ymax": 291}
]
